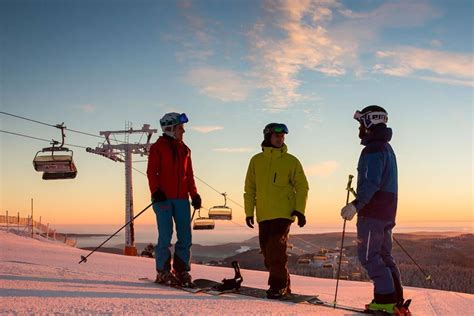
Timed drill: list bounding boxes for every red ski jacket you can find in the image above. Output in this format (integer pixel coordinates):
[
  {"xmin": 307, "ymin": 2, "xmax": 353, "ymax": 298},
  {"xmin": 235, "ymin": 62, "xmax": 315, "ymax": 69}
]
[{"xmin": 147, "ymin": 135, "xmax": 198, "ymax": 200}]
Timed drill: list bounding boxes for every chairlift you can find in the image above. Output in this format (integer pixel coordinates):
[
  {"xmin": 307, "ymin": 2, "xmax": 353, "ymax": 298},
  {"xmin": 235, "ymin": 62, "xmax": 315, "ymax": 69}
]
[
  {"xmin": 32, "ymin": 123, "xmax": 77, "ymax": 180},
  {"xmin": 192, "ymin": 209, "xmax": 215, "ymax": 230},
  {"xmin": 208, "ymin": 192, "xmax": 232, "ymax": 220}
]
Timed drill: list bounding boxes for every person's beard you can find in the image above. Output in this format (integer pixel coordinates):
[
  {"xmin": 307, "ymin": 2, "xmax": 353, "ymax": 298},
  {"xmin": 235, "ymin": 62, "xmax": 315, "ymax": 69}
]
[{"xmin": 358, "ymin": 125, "xmax": 367, "ymax": 139}]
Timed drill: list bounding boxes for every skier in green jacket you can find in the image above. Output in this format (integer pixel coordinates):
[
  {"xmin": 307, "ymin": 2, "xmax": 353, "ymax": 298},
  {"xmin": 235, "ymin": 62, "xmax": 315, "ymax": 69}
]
[{"xmin": 244, "ymin": 123, "xmax": 309, "ymax": 299}]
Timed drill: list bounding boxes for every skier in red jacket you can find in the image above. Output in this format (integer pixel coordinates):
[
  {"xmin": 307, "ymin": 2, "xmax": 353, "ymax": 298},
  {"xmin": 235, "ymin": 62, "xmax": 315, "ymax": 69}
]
[{"xmin": 147, "ymin": 112, "xmax": 201, "ymax": 287}]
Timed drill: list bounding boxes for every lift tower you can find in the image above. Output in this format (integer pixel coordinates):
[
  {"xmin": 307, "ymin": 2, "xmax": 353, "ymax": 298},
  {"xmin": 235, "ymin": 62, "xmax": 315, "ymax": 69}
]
[{"xmin": 87, "ymin": 123, "xmax": 157, "ymax": 256}]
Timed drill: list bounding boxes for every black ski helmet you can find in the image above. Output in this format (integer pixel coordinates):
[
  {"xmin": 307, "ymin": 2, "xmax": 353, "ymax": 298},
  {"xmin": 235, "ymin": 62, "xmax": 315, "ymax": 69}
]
[
  {"xmin": 354, "ymin": 105, "xmax": 388, "ymax": 129},
  {"xmin": 263, "ymin": 123, "xmax": 288, "ymax": 136},
  {"xmin": 262, "ymin": 123, "xmax": 288, "ymax": 145}
]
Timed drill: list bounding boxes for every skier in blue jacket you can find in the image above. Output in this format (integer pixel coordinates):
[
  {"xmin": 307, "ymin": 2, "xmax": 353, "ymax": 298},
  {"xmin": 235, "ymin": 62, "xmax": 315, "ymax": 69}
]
[{"xmin": 340, "ymin": 105, "xmax": 405, "ymax": 314}]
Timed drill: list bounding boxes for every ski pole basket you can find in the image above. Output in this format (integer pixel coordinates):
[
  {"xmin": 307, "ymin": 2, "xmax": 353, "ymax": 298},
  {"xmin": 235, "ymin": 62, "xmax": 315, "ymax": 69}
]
[{"xmin": 208, "ymin": 192, "xmax": 232, "ymax": 220}]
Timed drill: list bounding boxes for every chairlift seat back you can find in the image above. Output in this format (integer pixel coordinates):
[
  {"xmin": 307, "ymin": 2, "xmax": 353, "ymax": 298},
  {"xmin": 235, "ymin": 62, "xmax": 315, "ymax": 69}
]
[
  {"xmin": 193, "ymin": 218, "xmax": 215, "ymax": 230},
  {"xmin": 33, "ymin": 154, "xmax": 75, "ymax": 173},
  {"xmin": 208, "ymin": 206, "xmax": 232, "ymax": 220}
]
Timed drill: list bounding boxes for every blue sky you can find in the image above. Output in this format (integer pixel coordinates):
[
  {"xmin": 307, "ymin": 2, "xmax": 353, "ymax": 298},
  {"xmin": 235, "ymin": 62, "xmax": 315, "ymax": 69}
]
[{"xmin": 1, "ymin": 0, "xmax": 472, "ymax": 229}]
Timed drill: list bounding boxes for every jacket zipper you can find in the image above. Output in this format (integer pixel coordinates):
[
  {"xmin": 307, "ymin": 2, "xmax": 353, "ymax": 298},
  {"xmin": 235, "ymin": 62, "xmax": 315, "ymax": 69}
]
[
  {"xmin": 273, "ymin": 173, "xmax": 277, "ymax": 183},
  {"xmin": 176, "ymin": 148, "xmax": 181, "ymax": 199}
]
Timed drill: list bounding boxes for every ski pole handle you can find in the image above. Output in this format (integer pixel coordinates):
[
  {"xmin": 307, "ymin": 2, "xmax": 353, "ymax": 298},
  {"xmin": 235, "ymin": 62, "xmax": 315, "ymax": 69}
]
[
  {"xmin": 345, "ymin": 174, "xmax": 354, "ymax": 196},
  {"xmin": 345, "ymin": 174, "xmax": 354, "ymax": 204}
]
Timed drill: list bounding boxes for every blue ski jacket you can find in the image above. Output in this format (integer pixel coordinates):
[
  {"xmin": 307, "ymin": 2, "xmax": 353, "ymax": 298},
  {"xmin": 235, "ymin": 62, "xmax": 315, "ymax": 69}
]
[{"xmin": 353, "ymin": 125, "xmax": 398, "ymax": 222}]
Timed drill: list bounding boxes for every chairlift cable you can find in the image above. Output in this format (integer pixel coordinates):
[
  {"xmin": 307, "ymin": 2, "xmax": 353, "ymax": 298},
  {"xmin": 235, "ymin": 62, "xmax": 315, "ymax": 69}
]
[
  {"xmin": 1, "ymin": 130, "xmax": 53, "ymax": 143},
  {"xmin": 137, "ymin": 132, "xmax": 145, "ymax": 144},
  {"xmin": 132, "ymin": 166, "xmax": 147, "ymax": 177},
  {"xmin": 193, "ymin": 174, "xmax": 245, "ymax": 209},
  {"xmin": 0, "ymin": 111, "xmax": 56, "ymax": 128},
  {"xmin": 0, "ymin": 110, "xmax": 126, "ymax": 143},
  {"xmin": 0, "ymin": 129, "xmax": 88, "ymax": 149}
]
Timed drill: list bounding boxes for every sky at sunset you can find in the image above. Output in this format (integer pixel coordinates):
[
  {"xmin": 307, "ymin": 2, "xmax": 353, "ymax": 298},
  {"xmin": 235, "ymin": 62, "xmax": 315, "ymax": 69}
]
[{"xmin": 1, "ymin": 0, "xmax": 472, "ymax": 234}]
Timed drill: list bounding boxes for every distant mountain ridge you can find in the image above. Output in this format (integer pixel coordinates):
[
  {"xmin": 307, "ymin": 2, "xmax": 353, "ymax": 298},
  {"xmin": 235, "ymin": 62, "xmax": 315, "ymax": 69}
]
[{"xmin": 82, "ymin": 231, "xmax": 473, "ymax": 293}]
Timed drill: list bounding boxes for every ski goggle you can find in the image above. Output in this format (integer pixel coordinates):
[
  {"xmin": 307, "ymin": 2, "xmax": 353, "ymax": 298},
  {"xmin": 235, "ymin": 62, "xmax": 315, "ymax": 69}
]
[
  {"xmin": 161, "ymin": 113, "xmax": 189, "ymax": 127},
  {"xmin": 177, "ymin": 113, "xmax": 189, "ymax": 124},
  {"xmin": 353, "ymin": 111, "xmax": 387, "ymax": 128},
  {"xmin": 263, "ymin": 123, "xmax": 289, "ymax": 135}
]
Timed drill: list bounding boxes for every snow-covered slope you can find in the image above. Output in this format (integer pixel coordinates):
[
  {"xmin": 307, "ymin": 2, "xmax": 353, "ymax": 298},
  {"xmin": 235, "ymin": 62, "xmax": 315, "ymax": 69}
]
[{"xmin": 1, "ymin": 230, "xmax": 472, "ymax": 315}]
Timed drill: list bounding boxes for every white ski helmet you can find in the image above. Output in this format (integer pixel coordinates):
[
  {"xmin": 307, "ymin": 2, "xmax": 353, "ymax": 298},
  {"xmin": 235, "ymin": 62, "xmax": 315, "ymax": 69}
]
[
  {"xmin": 354, "ymin": 105, "xmax": 388, "ymax": 129},
  {"xmin": 160, "ymin": 112, "xmax": 189, "ymax": 138}
]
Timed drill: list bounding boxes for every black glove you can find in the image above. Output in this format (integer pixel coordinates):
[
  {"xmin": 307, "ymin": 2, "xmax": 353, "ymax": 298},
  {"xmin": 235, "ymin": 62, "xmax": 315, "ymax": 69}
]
[
  {"xmin": 191, "ymin": 194, "xmax": 202, "ymax": 210},
  {"xmin": 152, "ymin": 189, "xmax": 167, "ymax": 203},
  {"xmin": 245, "ymin": 216, "xmax": 254, "ymax": 229},
  {"xmin": 291, "ymin": 210, "xmax": 306, "ymax": 227}
]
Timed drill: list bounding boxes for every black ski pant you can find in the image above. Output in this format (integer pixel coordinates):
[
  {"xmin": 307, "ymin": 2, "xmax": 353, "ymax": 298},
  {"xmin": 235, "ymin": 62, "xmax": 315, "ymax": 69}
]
[{"xmin": 258, "ymin": 218, "xmax": 292, "ymax": 291}]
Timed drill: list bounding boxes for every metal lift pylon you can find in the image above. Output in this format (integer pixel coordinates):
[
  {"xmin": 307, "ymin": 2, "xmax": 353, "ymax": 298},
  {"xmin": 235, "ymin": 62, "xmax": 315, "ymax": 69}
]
[{"xmin": 86, "ymin": 123, "xmax": 157, "ymax": 256}]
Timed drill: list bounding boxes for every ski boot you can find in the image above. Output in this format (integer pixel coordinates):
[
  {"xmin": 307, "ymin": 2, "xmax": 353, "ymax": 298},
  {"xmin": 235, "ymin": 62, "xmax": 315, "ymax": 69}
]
[
  {"xmin": 266, "ymin": 286, "xmax": 291, "ymax": 299},
  {"xmin": 155, "ymin": 270, "xmax": 179, "ymax": 286},
  {"xmin": 365, "ymin": 300, "xmax": 397, "ymax": 315},
  {"xmin": 175, "ymin": 271, "xmax": 196, "ymax": 288},
  {"xmin": 393, "ymin": 299, "xmax": 412, "ymax": 316}
]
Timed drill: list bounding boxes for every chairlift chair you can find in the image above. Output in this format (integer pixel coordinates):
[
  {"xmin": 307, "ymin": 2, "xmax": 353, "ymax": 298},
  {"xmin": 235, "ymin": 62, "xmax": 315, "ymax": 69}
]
[
  {"xmin": 208, "ymin": 193, "xmax": 232, "ymax": 220},
  {"xmin": 32, "ymin": 123, "xmax": 78, "ymax": 180},
  {"xmin": 33, "ymin": 147, "xmax": 76, "ymax": 173},
  {"xmin": 192, "ymin": 209, "xmax": 215, "ymax": 230}
]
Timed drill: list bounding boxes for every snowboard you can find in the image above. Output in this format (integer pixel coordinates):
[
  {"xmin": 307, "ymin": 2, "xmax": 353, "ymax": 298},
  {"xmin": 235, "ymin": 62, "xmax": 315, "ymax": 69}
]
[
  {"xmin": 194, "ymin": 278, "xmax": 412, "ymax": 315},
  {"xmin": 193, "ymin": 278, "xmax": 320, "ymax": 303}
]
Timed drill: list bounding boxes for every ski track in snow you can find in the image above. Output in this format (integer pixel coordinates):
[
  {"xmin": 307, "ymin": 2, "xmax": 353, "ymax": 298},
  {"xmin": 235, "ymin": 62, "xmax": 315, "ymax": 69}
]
[{"xmin": 1, "ymin": 230, "xmax": 473, "ymax": 315}]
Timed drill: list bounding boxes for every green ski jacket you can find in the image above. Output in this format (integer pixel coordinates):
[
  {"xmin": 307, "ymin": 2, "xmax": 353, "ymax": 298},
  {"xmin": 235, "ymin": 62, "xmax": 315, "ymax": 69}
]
[{"xmin": 244, "ymin": 144, "xmax": 309, "ymax": 223}]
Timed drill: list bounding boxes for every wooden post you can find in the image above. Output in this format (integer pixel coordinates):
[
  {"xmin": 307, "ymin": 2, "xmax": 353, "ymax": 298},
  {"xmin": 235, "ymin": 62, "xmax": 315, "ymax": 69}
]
[
  {"xmin": 46, "ymin": 223, "xmax": 49, "ymax": 239},
  {"xmin": 31, "ymin": 198, "xmax": 34, "ymax": 238},
  {"xmin": 17, "ymin": 212, "xmax": 20, "ymax": 231},
  {"xmin": 6, "ymin": 210, "xmax": 8, "ymax": 232}
]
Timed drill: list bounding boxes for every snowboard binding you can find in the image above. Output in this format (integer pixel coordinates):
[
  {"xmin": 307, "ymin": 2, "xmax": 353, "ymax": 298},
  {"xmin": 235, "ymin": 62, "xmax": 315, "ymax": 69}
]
[{"xmin": 212, "ymin": 260, "xmax": 243, "ymax": 292}]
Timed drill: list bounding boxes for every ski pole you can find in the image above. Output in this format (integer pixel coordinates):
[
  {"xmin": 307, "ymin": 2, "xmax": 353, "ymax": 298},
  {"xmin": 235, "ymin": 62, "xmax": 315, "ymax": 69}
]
[
  {"xmin": 78, "ymin": 201, "xmax": 154, "ymax": 264},
  {"xmin": 334, "ymin": 174, "xmax": 354, "ymax": 308},
  {"xmin": 393, "ymin": 236, "xmax": 433, "ymax": 282}
]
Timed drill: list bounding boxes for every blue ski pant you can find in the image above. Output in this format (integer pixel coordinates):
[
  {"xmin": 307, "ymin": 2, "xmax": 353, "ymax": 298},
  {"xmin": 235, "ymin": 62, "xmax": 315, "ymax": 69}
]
[
  {"xmin": 152, "ymin": 199, "xmax": 192, "ymax": 273},
  {"xmin": 357, "ymin": 216, "xmax": 402, "ymax": 297}
]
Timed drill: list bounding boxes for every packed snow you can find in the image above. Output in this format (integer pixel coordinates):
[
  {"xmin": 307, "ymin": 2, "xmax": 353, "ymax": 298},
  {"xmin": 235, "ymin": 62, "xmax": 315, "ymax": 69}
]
[{"xmin": 1, "ymin": 230, "xmax": 472, "ymax": 315}]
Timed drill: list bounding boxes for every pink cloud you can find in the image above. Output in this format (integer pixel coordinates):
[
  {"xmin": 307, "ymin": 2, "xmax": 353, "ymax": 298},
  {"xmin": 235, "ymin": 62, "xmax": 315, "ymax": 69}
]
[{"xmin": 374, "ymin": 47, "xmax": 473, "ymax": 87}]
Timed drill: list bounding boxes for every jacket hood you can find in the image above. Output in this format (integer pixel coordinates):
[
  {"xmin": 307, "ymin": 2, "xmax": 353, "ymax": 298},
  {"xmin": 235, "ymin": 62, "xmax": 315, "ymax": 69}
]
[
  {"xmin": 361, "ymin": 125, "xmax": 392, "ymax": 146},
  {"xmin": 262, "ymin": 143, "xmax": 288, "ymax": 157},
  {"xmin": 158, "ymin": 134, "xmax": 184, "ymax": 144}
]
